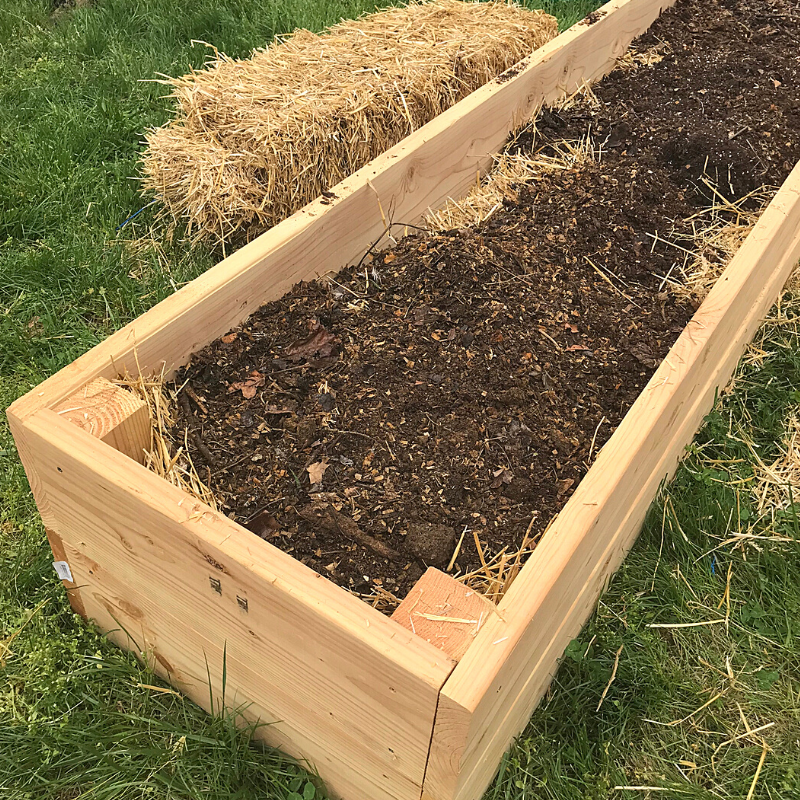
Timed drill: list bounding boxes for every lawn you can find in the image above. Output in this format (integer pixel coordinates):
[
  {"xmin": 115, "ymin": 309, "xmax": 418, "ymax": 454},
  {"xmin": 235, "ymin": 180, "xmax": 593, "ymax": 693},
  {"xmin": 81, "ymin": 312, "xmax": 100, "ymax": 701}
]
[{"xmin": 1, "ymin": 0, "xmax": 799, "ymax": 798}]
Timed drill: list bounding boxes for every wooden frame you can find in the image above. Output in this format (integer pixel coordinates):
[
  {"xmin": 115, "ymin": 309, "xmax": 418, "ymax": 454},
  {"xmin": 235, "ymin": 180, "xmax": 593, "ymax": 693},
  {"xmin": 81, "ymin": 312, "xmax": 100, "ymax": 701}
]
[{"xmin": 7, "ymin": 0, "xmax": 800, "ymax": 796}]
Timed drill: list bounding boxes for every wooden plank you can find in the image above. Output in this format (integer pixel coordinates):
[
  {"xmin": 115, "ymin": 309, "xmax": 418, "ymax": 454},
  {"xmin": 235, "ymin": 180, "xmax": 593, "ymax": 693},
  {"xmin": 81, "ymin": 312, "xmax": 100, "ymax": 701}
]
[
  {"xmin": 423, "ymin": 161, "xmax": 800, "ymax": 800},
  {"xmin": 66, "ymin": 540, "xmax": 416, "ymax": 796},
  {"xmin": 8, "ymin": 0, "xmax": 677, "ymax": 427},
  {"xmin": 53, "ymin": 377, "xmax": 150, "ymax": 463},
  {"xmin": 19, "ymin": 408, "xmax": 455, "ymax": 800},
  {"xmin": 6, "ymin": 412, "xmax": 86, "ymax": 618},
  {"xmin": 391, "ymin": 568, "xmax": 492, "ymax": 662}
]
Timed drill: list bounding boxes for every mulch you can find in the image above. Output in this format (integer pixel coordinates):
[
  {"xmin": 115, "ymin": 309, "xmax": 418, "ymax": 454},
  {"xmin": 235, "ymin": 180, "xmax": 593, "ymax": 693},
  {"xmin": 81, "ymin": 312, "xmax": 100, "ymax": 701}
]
[{"xmin": 171, "ymin": 0, "xmax": 800, "ymax": 604}]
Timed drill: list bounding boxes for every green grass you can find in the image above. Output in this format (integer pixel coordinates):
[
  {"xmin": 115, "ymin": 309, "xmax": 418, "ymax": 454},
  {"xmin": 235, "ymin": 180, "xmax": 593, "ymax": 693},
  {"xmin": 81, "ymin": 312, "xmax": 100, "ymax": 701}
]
[{"xmin": 2, "ymin": 0, "xmax": 798, "ymax": 798}]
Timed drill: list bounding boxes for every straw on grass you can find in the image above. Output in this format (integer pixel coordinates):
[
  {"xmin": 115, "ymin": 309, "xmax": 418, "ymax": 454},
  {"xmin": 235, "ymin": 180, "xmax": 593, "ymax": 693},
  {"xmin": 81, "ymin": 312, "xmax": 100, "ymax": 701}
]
[
  {"xmin": 141, "ymin": 0, "xmax": 557, "ymax": 246},
  {"xmin": 751, "ymin": 411, "xmax": 800, "ymax": 514}
]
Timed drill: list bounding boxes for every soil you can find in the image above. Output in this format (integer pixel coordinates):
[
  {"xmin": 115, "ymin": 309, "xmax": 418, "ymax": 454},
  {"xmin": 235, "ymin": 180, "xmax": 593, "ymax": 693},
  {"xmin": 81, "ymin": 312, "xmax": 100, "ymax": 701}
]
[{"xmin": 171, "ymin": 0, "xmax": 800, "ymax": 604}]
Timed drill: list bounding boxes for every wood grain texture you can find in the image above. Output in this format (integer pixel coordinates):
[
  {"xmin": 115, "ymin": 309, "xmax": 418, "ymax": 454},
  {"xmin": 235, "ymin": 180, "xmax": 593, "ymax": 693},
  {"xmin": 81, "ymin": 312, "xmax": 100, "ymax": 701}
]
[
  {"xmin": 53, "ymin": 377, "xmax": 149, "ymax": 463},
  {"xmin": 21, "ymin": 409, "xmax": 455, "ymax": 800},
  {"xmin": 66, "ymin": 539, "xmax": 415, "ymax": 795},
  {"xmin": 8, "ymin": 0, "xmax": 676, "ymax": 427},
  {"xmin": 6, "ymin": 412, "xmax": 86, "ymax": 618},
  {"xmin": 423, "ymin": 161, "xmax": 800, "ymax": 800},
  {"xmin": 391, "ymin": 568, "xmax": 493, "ymax": 662}
]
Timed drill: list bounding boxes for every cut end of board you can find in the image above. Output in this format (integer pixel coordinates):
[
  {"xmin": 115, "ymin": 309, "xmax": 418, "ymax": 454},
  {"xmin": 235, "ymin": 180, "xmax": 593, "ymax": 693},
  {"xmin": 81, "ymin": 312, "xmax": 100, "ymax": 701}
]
[
  {"xmin": 52, "ymin": 377, "xmax": 150, "ymax": 464},
  {"xmin": 391, "ymin": 568, "xmax": 490, "ymax": 662}
]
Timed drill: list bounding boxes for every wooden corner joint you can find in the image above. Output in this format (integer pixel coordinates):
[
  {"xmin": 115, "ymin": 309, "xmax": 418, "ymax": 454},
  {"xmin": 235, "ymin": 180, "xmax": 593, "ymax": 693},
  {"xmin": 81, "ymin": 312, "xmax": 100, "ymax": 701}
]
[
  {"xmin": 52, "ymin": 377, "xmax": 149, "ymax": 464},
  {"xmin": 391, "ymin": 568, "xmax": 492, "ymax": 662}
]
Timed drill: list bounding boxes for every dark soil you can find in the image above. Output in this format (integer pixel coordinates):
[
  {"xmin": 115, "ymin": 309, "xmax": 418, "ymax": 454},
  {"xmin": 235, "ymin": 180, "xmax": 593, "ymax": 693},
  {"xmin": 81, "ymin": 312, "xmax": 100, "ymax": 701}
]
[{"xmin": 172, "ymin": 0, "xmax": 800, "ymax": 604}]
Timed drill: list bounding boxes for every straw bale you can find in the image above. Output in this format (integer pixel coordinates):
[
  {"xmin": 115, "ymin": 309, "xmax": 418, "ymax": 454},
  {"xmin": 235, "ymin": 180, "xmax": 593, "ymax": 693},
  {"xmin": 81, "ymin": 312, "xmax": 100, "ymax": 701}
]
[{"xmin": 141, "ymin": 0, "xmax": 557, "ymax": 245}]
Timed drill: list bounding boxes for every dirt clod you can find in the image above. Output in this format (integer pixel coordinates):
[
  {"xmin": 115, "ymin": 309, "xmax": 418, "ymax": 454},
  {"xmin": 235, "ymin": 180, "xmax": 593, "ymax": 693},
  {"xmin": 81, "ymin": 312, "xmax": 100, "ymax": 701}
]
[
  {"xmin": 405, "ymin": 522, "xmax": 456, "ymax": 568},
  {"xmin": 297, "ymin": 502, "xmax": 403, "ymax": 562}
]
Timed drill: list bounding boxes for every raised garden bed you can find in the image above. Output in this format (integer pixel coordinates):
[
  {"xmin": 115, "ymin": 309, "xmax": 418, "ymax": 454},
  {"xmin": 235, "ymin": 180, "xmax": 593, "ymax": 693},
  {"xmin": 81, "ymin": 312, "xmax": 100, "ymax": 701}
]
[
  {"xmin": 170, "ymin": 121, "xmax": 697, "ymax": 600},
  {"xmin": 7, "ymin": 1, "xmax": 800, "ymax": 799}
]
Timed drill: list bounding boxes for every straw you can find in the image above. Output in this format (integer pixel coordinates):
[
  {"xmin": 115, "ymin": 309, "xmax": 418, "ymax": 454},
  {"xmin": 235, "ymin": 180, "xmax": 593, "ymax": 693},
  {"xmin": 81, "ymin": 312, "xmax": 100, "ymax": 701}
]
[
  {"xmin": 141, "ymin": 0, "xmax": 557, "ymax": 245},
  {"xmin": 661, "ymin": 182, "xmax": 774, "ymax": 306},
  {"xmin": 425, "ymin": 135, "xmax": 596, "ymax": 231},
  {"xmin": 614, "ymin": 42, "xmax": 671, "ymax": 72},
  {"xmin": 114, "ymin": 368, "xmax": 220, "ymax": 510},
  {"xmin": 751, "ymin": 411, "xmax": 800, "ymax": 514}
]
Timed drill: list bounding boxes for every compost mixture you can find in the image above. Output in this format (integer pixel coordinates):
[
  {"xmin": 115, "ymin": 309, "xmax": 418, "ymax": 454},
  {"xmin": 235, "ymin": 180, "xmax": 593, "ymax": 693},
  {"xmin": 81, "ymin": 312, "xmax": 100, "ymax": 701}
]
[{"xmin": 171, "ymin": 0, "xmax": 800, "ymax": 602}]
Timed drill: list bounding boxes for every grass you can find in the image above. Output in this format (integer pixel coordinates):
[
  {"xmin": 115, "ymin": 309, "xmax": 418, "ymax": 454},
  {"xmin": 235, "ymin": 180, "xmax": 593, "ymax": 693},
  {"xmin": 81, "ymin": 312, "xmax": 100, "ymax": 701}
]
[{"xmin": 1, "ymin": 0, "xmax": 798, "ymax": 798}]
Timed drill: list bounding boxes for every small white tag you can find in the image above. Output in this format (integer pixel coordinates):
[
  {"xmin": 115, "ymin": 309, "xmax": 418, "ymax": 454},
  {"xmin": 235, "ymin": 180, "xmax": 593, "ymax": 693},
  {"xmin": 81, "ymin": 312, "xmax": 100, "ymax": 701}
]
[{"xmin": 53, "ymin": 561, "xmax": 74, "ymax": 582}]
